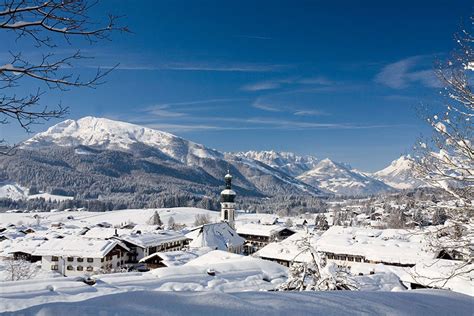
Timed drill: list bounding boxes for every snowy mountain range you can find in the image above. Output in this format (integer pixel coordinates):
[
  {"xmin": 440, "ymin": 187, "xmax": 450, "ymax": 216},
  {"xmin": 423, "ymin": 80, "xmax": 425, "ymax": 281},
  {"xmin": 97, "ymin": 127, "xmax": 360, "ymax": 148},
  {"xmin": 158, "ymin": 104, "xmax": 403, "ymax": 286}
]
[
  {"xmin": 0, "ymin": 117, "xmax": 426, "ymax": 204},
  {"xmin": 373, "ymin": 155, "xmax": 427, "ymax": 190},
  {"xmin": 235, "ymin": 151, "xmax": 319, "ymax": 177},
  {"xmin": 297, "ymin": 159, "xmax": 393, "ymax": 196}
]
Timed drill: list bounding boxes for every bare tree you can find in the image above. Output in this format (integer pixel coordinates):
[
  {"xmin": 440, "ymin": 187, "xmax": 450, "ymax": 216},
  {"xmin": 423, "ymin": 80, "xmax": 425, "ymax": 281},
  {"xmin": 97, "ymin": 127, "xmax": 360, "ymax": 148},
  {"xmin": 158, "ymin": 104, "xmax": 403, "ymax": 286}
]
[
  {"xmin": 278, "ymin": 233, "xmax": 358, "ymax": 291},
  {"xmin": 4, "ymin": 257, "xmax": 37, "ymax": 281},
  {"xmin": 412, "ymin": 18, "xmax": 473, "ymax": 281},
  {"xmin": 414, "ymin": 17, "xmax": 473, "ymax": 207},
  {"xmin": 193, "ymin": 213, "xmax": 212, "ymax": 227},
  {"xmin": 0, "ymin": 0, "xmax": 129, "ymax": 153}
]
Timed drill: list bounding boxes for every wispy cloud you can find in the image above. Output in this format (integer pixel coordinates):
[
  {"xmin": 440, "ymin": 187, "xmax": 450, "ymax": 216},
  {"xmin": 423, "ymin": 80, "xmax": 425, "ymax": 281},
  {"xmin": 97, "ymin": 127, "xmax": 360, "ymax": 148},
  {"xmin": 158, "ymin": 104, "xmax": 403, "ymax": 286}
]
[
  {"xmin": 241, "ymin": 81, "xmax": 283, "ymax": 91},
  {"xmin": 252, "ymin": 98, "xmax": 283, "ymax": 112},
  {"xmin": 242, "ymin": 117, "xmax": 407, "ymax": 130},
  {"xmin": 241, "ymin": 76, "xmax": 334, "ymax": 92},
  {"xmin": 149, "ymin": 98, "xmax": 246, "ymax": 108},
  {"xmin": 375, "ymin": 55, "xmax": 441, "ymax": 89},
  {"xmin": 145, "ymin": 105, "xmax": 187, "ymax": 118},
  {"xmin": 97, "ymin": 61, "xmax": 287, "ymax": 73},
  {"xmin": 293, "ymin": 110, "xmax": 328, "ymax": 116},
  {"xmin": 235, "ymin": 35, "xmax": 273, "ymax": 40}
]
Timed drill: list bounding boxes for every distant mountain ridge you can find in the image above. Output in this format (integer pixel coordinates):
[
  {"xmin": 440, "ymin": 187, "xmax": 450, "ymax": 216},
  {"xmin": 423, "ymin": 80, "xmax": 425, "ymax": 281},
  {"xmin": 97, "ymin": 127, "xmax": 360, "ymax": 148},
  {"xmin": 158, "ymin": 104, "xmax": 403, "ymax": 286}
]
[
  {"xmin": 297, "ymin": 158, "xmax": 393, "ymax": 196},
  {"xmin": 0, "ymin": 117, "xmax": 428, "ymax": 204},
  {"xmin": 373, "ymin": 155, "xmax": 427, "ymax": 190},
  {"xmin": 235, "ymin": 150, "xmax": 319, "ymax": 177},
  {"xmin": 2, "ymin": 117, "xmax": 324, "ymax": 206}
]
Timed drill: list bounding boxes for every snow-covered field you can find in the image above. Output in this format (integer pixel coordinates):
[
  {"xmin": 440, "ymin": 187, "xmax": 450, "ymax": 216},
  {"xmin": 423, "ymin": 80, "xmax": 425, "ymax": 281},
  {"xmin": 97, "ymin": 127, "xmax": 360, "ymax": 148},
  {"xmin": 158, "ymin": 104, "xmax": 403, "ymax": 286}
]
[
  {"xmin": 0, "ymin": 287, "xmax": 472, "ymax": 315},
  {"xmin": 1, "ymin": 207, "xmax": 221, "ymax": 228}
]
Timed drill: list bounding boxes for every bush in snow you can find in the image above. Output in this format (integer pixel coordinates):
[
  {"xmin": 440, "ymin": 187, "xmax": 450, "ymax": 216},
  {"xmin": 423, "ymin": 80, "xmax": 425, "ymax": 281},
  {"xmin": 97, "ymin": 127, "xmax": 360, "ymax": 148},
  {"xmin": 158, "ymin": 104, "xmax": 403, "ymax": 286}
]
[
  {"xmin": 4, "ymin": 257, "xmax": 38, "ymax": 281},
  {"xmin": 278, "ymin": 233, "xmax": 358, "ymax": 291}
]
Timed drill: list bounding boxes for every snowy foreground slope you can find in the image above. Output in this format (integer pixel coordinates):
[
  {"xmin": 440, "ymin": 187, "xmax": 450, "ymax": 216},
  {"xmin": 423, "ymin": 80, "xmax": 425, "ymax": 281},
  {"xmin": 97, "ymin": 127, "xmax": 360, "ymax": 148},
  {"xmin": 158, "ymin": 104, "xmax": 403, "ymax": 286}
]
[{"xmin": 0, "ymin": 287, "xmax": 472, "ymax": 315}]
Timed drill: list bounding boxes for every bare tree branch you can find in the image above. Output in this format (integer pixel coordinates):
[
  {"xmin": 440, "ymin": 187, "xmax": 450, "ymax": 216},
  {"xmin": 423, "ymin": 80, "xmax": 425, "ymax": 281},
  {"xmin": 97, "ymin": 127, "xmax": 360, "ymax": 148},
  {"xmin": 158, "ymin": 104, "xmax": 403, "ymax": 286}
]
[{"xmin": 0, "ymin": 0, "xmax": 128, "ymax": 154}]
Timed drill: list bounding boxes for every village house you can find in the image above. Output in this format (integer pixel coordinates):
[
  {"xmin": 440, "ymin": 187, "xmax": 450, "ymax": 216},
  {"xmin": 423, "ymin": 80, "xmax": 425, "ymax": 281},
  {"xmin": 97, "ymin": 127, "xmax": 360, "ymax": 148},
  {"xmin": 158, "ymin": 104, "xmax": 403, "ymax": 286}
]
[
  {"xmin": 314, "ymin": 226, "xmax": 435, "ymax": 269},
  {"xmin": 236, "ymin": 223, "xmax": 295, "ymax": 255},
  {"xmin": 116, "ymin": 230, "xmax": 189, "ymax": 263},
  {"xmin": 33, "ymin": 236, "xmax": 130, "ymax": 276}
]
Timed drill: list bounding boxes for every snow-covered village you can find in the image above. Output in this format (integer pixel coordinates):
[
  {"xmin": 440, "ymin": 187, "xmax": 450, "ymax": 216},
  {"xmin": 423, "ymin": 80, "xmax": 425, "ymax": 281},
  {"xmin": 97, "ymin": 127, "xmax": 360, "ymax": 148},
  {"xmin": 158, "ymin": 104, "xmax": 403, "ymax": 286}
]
[{"xmin": 0, "ymin": 1, "xmax": 473, "ymax": 315}]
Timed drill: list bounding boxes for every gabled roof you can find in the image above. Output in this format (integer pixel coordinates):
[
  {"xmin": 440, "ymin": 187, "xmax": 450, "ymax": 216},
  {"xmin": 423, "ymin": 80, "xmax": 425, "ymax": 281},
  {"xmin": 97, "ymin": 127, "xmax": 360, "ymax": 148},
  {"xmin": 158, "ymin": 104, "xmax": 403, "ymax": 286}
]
[
  {"xmin": 118, "ymin": 230, "xmax": 187, "ymax": 248},
  {"xmin": 316, "ymin": 226, "xmax": 434, "ymax": 265},
  {"xmin": 186, "ymin": 222, "xmax": 244, "ymax": 250},
  {"xmin": 236, "ymin": 223, "xmax": 294, "ymax": 237},
  {"xmin": 33, "ymin": 236, "xmax": 130, "ymax": 258}
]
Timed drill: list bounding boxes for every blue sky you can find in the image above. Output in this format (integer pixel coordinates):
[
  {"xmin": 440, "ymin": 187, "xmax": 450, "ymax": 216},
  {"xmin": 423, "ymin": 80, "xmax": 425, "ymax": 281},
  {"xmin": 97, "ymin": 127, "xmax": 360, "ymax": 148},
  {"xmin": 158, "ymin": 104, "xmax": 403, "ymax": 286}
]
[{"xmin": 1, "ymin": 0, "xmax": 472, "ymax": 171}]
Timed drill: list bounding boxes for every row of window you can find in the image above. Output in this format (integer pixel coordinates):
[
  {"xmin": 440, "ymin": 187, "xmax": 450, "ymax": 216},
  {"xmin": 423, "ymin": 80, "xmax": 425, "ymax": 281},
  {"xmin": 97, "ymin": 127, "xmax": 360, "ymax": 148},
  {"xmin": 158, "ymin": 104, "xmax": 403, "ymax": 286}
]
[
  {"xmin": 161, "ymin": 240, "xmax": 184, "ymax": 249},
  {"xmin": 51, "ymin": 256, "xmax": 95, "ymax": 263},
  {"xmin": 326, "ymin": 253, "xmax": 364, "ymax": 262},
  {"xmin": 51, "ymin": 265, "xmax": 94, "ymax": 272}
]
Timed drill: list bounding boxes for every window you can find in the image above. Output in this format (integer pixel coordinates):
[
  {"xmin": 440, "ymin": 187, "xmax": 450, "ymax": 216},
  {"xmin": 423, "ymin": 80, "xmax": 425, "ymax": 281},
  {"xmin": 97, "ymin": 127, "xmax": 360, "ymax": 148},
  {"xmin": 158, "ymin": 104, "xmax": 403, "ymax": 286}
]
[
  {"xmin": 101, "ymin": 258, "xmax": 104, "ymax": 262},
  {"xmin": 67, "ymin": 265, "xmax": 74, "ymax": 270},
  {"xmin": 77, "ymin": 257, "xmax": 83, "ymax": 262},
  {"xmin": 51, "ymin": 265, "xmax": 58, "ymax": 270},
  {"xmin": 67, "ymin": 257, "xmax": 74, "ymax": 262},
  {"xmin": 87, "ymin": 258, "xmax": 93, "ymax": 263},
  {"xmin": 77, "ymin": 266, "xmax": 83, "ymax": 271},
  {"xmin": 51, "ymin": 256, "xmax": 59, "ymax": 262},
  {"xmin": 86, "ymin": 266, "xmax": 93, "ymax": 272}
]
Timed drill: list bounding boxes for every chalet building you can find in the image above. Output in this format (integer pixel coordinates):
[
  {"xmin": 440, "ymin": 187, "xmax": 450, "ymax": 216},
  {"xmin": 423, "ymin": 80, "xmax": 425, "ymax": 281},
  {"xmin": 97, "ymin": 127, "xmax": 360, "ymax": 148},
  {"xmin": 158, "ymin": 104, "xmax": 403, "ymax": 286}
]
[
  {"xmin": 315, "ymin": 226, "xmax": 435, "ymax": 270},
  {"xmin": 116, "ymin": 231, "xmax": 189, "ymax": 263},
  {"xmin": 33, "ymin": 237, "xmax": 130, "ymax": 276},
  {"xmin": 236, "ymin": 223, "xmax": 295, "ymax": 255}
]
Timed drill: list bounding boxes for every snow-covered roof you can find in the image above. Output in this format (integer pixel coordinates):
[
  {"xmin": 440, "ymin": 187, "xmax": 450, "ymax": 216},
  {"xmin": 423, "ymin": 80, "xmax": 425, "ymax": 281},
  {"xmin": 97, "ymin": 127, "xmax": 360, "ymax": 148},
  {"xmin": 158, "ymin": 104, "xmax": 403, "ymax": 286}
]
[
  {"xmin": 2, "ymin": 238, "xmax": 47, "ymax": 256},
  {"xmin": 186, "ymin": 222, "xmax": 244, "ymax": 250},
  {"xmin": 255, "ymin": 232, "xmax": 320, "ymax": 263},
  {"xmin": 316, "ymin": 226, "xmax": 434, "ymax": 265},
  {"xmin": 82, "ymin": 227, "xmax": 125, "ymax": 239},
  {"xmin": 118, "ymin": 230, "xmax": 187, "ymax": 249},
  {"xmin": 400, "ymin": 259, "xmax": 473, "ymax": 296},
  {"xmin": 139, "ymin": 248, "xmax": 211, "ymax": 266},
  {"xmin": 236, "ymin": 223, "xmax": 293, "ymax": 237},
  {"xmin": 32, "ymin": 236, "xmax": 129, "ymax": 258}
]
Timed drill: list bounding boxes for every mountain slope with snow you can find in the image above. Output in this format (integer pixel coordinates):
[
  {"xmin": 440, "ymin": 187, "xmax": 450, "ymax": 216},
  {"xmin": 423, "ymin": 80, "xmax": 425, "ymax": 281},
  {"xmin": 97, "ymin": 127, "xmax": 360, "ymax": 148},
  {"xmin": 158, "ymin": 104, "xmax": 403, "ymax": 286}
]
[
  {"xmin": 4, "ymin": 117, "xmax": 324, "ymax": 202},
  {"xmin": 235, "ymin": 150, "xmax": 319, "ymax": 177},
  {"xmin": 373, "ymin": 155, "xmax": 427, "ymax": 190},
  {"xmin": 297, "ymin": 159, "xmax": 393, "ymax": 196},
  {"xmin": 22, "ymin": 116, "xmax": 223, "ymax": 165}
]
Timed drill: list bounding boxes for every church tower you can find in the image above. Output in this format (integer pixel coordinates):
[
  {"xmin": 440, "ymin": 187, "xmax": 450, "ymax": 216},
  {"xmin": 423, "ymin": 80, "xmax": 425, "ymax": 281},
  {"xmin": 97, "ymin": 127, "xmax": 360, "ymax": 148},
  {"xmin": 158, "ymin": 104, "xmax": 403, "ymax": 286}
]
[{"xmin": 220, "ymin": 171, "xmax": 236, "ymax": 229}]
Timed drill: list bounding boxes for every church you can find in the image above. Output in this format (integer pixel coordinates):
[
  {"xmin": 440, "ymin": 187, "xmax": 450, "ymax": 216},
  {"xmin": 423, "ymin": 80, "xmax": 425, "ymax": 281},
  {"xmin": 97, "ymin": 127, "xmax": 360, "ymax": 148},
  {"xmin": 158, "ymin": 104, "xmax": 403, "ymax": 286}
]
[{"xmin": 185, "ymin": 171, "xmax": 244, "ymax": 254}]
